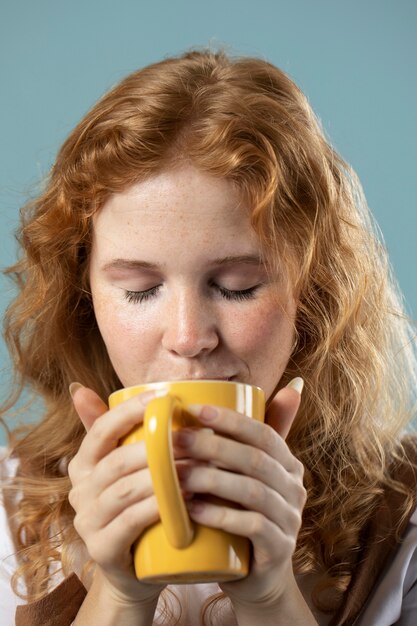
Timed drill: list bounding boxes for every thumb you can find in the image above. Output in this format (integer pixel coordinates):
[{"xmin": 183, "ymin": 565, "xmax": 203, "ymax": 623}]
[
  {"xmin": 69, "ymin": 382, "xmax": 108, "ymax": 432},
  {"xmin": 266, "ymin": 377, "xmax": 304, "ymax": 440}
]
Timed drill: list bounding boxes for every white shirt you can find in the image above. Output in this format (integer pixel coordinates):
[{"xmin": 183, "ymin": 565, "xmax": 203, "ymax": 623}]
[
  {"xmin": 356, "ymin": 505, "xmax": 417, "ymax": 625},
  {"xmin": 1, "ymin": 447, "xmax": 417, "ymax": 625}
]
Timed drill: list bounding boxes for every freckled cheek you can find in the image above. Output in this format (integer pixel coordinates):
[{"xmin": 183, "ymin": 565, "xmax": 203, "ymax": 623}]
[
  {"xmin": 235, "ymin": 303, "xmax": 296, "ymax": 395},
  {"xmin": 226, "ymin": 304, "xmax": 294, "ymax": 357},
  {"xmin": 93, "ymin": 300, "xmax": 158, "ymax": 365}
]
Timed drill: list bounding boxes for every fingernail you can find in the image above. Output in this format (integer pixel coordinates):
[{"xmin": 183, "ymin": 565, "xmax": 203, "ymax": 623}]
[
  {"xmin": 187, "ymin": 500, "xmax": 206, "ymax": 514},
  {"xmin": 69, "ymin": 382, "xmax": 83, "ymax": 398},
  {"xmin": 177, "ymin": 464, "xmax": 192, "ymax": 480},
  {"xmin": 188, "ymin": 404, "xmax": 218, "ymax": 421},
  {"xmin": 286, "ymin": 377, "xmax": 304, "ymax": 395},
  {"xmin": 175, "ymin": 429, "xmax": 195, "ymax": 447}
]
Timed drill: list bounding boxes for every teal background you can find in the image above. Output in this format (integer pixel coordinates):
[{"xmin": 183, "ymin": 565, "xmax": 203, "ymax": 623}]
[{"xmin": 1, "ymin": 0, "xmax": 416, "ymax": 443}]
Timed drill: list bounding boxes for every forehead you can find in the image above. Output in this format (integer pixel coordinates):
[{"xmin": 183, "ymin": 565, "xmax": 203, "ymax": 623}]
[
  {"xmin": 92, "ymin": 167, "xmax": 260, "ymax": 252},
  {"xmin": 99, "ymin": 167, "xmax": 242, "ymax": 215}
]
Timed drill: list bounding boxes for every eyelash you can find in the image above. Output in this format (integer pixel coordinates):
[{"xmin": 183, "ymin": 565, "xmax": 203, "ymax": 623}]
[
  {"xmin": 125, "ymin": 286, "xmax": 160, "ymax": 304},
  {"xmin": 124, "ymin": 284, "xmax": 259, "ymax": 304}
]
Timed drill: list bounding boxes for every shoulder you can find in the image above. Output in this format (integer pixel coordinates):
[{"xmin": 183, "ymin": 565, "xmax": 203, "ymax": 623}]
[
  {"xmin": 390, "ymin": 434, "xmax": 417, "ymax": 508},
  {"xmin": 333, "ymin": 436, "xmax": 417, "ymax": 624},
  {"xmin": 0, "ymin": 446, "xmax": 19, "ymax": 480},
  {"xmin": 0, "ymin": 447, "xmax": 26, "ymax": 617},
  {"xmin": 0, "ymin": 446, "xmax": 20, "ymax": 526},
  {"xmin": 399, "ymin": 433, "xmax": 417, "ymax": 463},
  {"xmin": 355, "ymin": 436, "xmax": 417, "ymax": 625},
  {"xmin": 357, "ymin": 504, "xmax": 417, "ymax": 625},
  {"xmin": 0, "ymin": 446, "xmax": 20, "ymax": 565}
]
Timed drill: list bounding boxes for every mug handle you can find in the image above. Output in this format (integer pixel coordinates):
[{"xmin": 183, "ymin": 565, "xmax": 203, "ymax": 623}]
[{"xmin": 144, "ymin": 394, "xmax": 194, "ymax": 549}]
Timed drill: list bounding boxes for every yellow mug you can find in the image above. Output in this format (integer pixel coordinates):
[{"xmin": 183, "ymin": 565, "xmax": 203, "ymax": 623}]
[{"xmin": 109, "ymin": 380, "xmax": 265, "ymax": 584}]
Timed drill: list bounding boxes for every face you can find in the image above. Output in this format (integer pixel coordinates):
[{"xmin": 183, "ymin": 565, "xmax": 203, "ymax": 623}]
[{"xmin": 89, "ymin": 165, "xmax": 297, "ymax": 401}]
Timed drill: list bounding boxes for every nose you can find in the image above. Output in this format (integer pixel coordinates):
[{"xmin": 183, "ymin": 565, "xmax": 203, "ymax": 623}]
[{"xmin": 162, "ymin": 290, "xmax": 219, "ymax": 358}]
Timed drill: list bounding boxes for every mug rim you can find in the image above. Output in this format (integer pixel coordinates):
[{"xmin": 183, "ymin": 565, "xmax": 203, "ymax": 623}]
[{"xmin": 109, "ymin": 379, "xmax": 264, "ymax": 401}]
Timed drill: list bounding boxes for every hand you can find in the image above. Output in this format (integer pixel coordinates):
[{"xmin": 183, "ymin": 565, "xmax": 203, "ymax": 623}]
[
  {"xmin": 68, "ymin": 385, "xmax": 166, "ymax": 606},
  {"xmin": 173, "ymin": 381, "xmax": 306, "ymax": 613}
]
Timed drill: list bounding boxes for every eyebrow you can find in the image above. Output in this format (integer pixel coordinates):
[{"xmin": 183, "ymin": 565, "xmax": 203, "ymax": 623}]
[{"xmin": 102, "ymin": 255, "xmax": 264, "ymax": 272}]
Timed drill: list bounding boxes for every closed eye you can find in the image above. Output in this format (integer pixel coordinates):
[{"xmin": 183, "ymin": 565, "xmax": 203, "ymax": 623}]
[
  {"xmin": 124, "ymin": 285, "xmax": 161, "ymax": 303},
  {"xmin": 214, "ymin": 285, "xmax": 260, "ymax": 301},
  {"xmin": 124, "ymin": 283, "xmax": 261, "ymax": 304}
]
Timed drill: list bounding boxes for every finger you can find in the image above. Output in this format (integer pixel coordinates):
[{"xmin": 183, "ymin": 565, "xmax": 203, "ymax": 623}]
[
  {"xmin": 70, "ymin": 383, "xmax": 108, "ymax": 431},
  {"xmin": 70, "ymin": 464, "xmax": 154, "ymax": 528},
  {"xmin": 266, "ymin": 378, "xmax": 304, "ymax": 440},
  {"xmin": 75, "ymin": 390, "xmax": 164, "ymax": 467},
  {"xmin": 186, "ymin": 499, "xmax": 294, "ymax": 564},
  {"xmin": 94, "ymin": 496, "xmax": 160, "ymax": 563},
  {"xmin": 96, "ymin": 467, "xmax": 155, "ymax": 527},
  {"xmin": 175, "ymin": 413, "xmax": 298, "ymax": 474},
  {"xmin": 75, "ymin": 441, "xmax": 148, "ymax": 497},
  {"xmin": 179, "ymin": 465, "xmax": 305, "ymax": 532},
  {"xmin": 74, "ymin": 495, "xmax": 160, "ymax": 569},
  {"xmin": 174, "ymin": 428, "xmax": 295, "ymax": 488}
]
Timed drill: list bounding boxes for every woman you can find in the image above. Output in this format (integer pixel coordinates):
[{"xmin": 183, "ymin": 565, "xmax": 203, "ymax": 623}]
[{"xmin": 1, "ymin": 48, "xmax": 416, "ymax": 625}]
